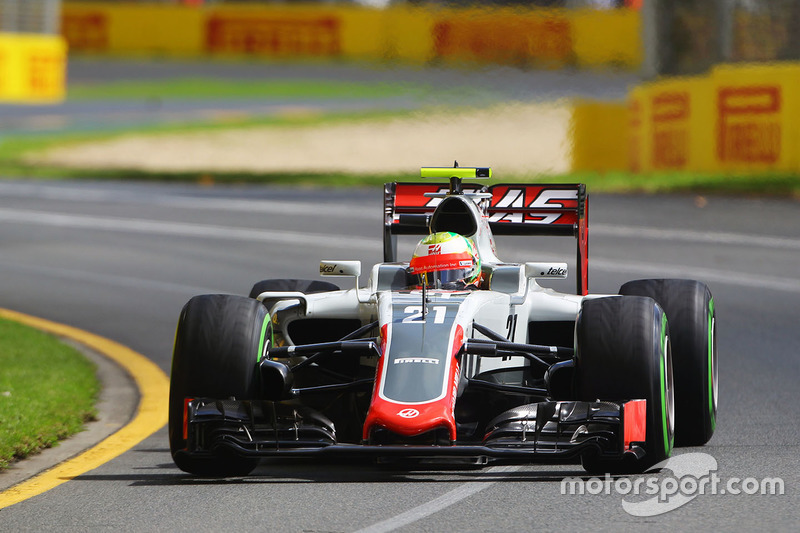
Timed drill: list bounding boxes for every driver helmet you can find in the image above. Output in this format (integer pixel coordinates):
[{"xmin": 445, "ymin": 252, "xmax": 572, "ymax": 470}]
[{"xmin": 409, "ymin": 232, "xmax": 481, "ymax": 290}]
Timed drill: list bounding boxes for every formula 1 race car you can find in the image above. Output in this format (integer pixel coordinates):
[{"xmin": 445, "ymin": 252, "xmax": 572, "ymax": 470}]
[{"xmin": 168, "ymin": 165, "xmax": 718, "ymax": 476}]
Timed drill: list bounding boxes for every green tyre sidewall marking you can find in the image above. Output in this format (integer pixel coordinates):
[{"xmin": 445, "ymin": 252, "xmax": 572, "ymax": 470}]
[
  {"xmin": 256, "ymin": 314, "xmax": 270, "ymax": 363},
  {"xmin": 660, "ymin": 311, "xmax": 672, "ymax": 457}
]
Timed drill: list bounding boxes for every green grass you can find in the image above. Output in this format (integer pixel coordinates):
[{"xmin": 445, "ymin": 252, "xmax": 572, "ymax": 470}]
[
  {"xmin": 4, "ymin": 121, "xmax": 800, "ymax": 194},
  {"xmin": 0, "ymin": 318, "xmax": 99, "ymax": 470},
  {"xmin": 67, "ymin": 77, "xmax": 432, "ymax": 101},
  {"xmin": 3, "ymin": 74, "xmax": 800, "ymax": 195},
  {"xmin": 0, "ymin": 75, "xmax": 445, "ymax": 177},
  {"xmin": 4, "ymin": 114, "xmax": 797, "ymax": 195},
  {"xmin": 0, "ymin": 107, "xmax": 418, "ymax": 179},
  {"xmin": 5, "ymin": 155, "xmax": 800, "ymax": 196}
]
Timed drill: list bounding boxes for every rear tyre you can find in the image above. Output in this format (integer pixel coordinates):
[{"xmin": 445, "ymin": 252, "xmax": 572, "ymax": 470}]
[
  {"xmin": 169, "ymin": 294, "xmax": 270, "ymax": 476},
  {"xmin": 620, "ymin": 279, "xmax": 717, "ymax": 446},
  {"xmin": 249, "ymin": 279, "xmax": 340, "ymax": 299},
  {"xmin": 575, "ymin": 296, "xmax": 674, "ymax": 474}
]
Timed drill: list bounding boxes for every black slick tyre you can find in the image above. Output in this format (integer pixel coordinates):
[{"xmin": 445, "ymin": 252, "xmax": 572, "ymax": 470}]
[
  {"xmin": 169, "ymin": 294, "xmax": 270, "ymax": 476},
  {"xmin": 620, "ymin": 279, "xmax": 717, "ymax": 446},
  {"xmin": 575, "ymin": 296, "xmax": 675, "ymax": 474}
]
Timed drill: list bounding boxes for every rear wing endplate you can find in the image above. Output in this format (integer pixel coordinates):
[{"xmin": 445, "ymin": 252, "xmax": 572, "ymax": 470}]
[{"xmin": 383, "ymin": 182, "xmax": 589, "ymax": 295}]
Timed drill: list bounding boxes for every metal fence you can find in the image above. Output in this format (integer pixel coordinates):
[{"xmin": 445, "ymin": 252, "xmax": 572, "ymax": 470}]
[
  {"xmin": 0, "ymin": 0, "xmax": 61, "ymax": 34},
  {"xmin": 650, "ymin": 0, "xmax": 800, "ymax": 76},
  {"xmin": 728, "ymin": 0, "xmax": 800, "ymax": 62}
]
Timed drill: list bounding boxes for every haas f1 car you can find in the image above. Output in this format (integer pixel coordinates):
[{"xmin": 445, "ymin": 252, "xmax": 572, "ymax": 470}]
[{"xmin": 169, "ymin": 166, "xmax": 718, "ymax": 476}]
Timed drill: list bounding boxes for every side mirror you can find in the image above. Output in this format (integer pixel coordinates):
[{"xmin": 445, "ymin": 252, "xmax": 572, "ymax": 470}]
[
  {"xmin": 319, "ymin": 260, "xmax": 361, "ymax": 277},
  {"xmin": 320, "ymin": 260, "xmax": 362, "ymax": 296},
  {"xmin": 525, "ymin": 262, "xmax": 568, "ymax": 279}
]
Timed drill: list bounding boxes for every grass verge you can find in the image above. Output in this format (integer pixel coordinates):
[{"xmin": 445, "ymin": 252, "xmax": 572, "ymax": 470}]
[
  {"xmin": 67, "ymin": 77, "xmax": 434, "ymax": 101},
  {"xmin": 0, "ymin": 107, "xmax": 420, "ymax": 180},
  {"xmin": 4, "ymin": 161, "xmax": 800, "ymax": 197},
  {"xmin": 2, "ymin": 94, "xmax": 800, "ymax": 195},
  {"xmin": 0, "ymin": 318, "xmax": 99, "ymax": 470},
  {"xmin": 4, "ymin": 124, "xmax": 799, "ymax": 194}
]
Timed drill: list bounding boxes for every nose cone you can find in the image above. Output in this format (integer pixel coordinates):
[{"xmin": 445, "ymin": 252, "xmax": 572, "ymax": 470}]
[
  {"xmin": 367, "ymin": 294, "xmax": 467, "ymax": 444},
  {"xmin": 363, "ymin": 399, "xmax": 457, "ymax": 442}
]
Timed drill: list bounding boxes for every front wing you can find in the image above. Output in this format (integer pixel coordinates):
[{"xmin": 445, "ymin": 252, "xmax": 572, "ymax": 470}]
[{"xmin": 178, "ymin": 398, "xmax": 646, "ymax": 463}]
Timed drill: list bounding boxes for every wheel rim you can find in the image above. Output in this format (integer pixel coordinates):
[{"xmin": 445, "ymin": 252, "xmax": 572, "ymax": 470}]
[
  {"xmin": 664, "ymin": 332, "xmax": 675, "ymax": 452},
  {"xmin": 708, "ymin": 298, "xmax": 718, "ymax": 431}
]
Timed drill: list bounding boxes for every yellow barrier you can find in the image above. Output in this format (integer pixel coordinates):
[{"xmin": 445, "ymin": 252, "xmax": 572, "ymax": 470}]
[
  {"xmin": 632, "ymin": 76, "xmax": 715, "ymax": 173},
  {"xmin": 428, "ymin": 7, "xmax": 574, "ymax": 68},
  {"xmin": 61, "ymin": 2, "xmax": 641, "ymax": 69},
  {"xmin": 627, "ymin": 85, "xmax": 646, "ymax": 172},
  {"xmin": 201, "ymin": 4, "xmax": 385, "ymax": 61},
  {"xmin": 62, "ymin": 3, "xmax": 394, "ymax": 60},
  {"xmin": 570, "ymin": 99, "xmax": 629, "ymax": 172},
  {"xmin": 63, "ymin": 3, "xmax": 203, "ymax": 56},
  {"xmin": 711, "ymin": 63, "xmax": 800, "ymax": 172},
  {"xmin": 625, "ymin": 62, "xmax": 800, "ymax": 174},
  {"xmin": 380, "ymin": 6, "xmax": 433, "ymax": 64},
  {"xmin": 0, "ymin": 33, "xmax": 67, "ymax": 103},
  {"xmin": 572, "ymin": 7, "xmax": 642, "ymax": 68}
]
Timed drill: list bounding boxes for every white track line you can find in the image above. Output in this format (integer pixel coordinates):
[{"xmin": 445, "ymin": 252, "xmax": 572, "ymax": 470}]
[
  {"xmin": 0, "ymin": 259, "xmax": 224, "ymax": 295},
  {"xmin": 0, "ymin": 182, "xmax": 375, "ymax": 218},
  {"xmin": 1, "ymin": 208, "xmax": 798, "ymax": 293},
  {"xmin": 2, "ymin": 182, "xmax": 800, "ymax": 249},
  {"xmin": 590, "ymin": 257, "xmax": 800, "ymax": 293},
  {"xmin": 592, "ymin": 223, "xmax": 800, "ymax": 251},
  {"xmin": 0, "ymin": 208, "xmax": 379, "ymax": 250},
  {"xmin": 352, "ymin": 465, "xmax": 522, "ymax": 533}
]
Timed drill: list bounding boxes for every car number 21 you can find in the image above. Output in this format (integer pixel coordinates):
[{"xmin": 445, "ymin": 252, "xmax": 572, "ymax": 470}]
[{"xmin": 402, "ymin": 306, "xmax": 447, "ymax": 324}]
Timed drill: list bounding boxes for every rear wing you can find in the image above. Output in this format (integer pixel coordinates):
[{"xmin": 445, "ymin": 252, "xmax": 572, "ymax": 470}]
[{"xmin": 383, "ymin": 182, "xmax": 589, "ymax": 295}]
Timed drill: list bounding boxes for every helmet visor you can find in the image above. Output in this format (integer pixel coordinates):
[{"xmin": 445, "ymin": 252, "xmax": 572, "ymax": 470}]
[{"xmin": 419, "ymin": 268, "xmax": 474, "ymax": 289}]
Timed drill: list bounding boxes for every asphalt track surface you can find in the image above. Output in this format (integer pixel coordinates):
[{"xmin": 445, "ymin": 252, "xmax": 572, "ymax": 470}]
[{"xmin": 0, "ymin": 179, "xmax": 797, "ymax": 531}]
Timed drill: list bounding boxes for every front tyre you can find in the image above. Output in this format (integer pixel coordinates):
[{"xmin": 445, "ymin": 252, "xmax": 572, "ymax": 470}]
[
  {"xmin": 169, "ymin": 294, "xmax": 270, "ymax": 476},
  {"xmin": 620, "ymin": 279, "xmax": 717, "ymax": 446},
  {"xmin": 575, "ymin": 296, "xmax": 674, "ymax": 474}
]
